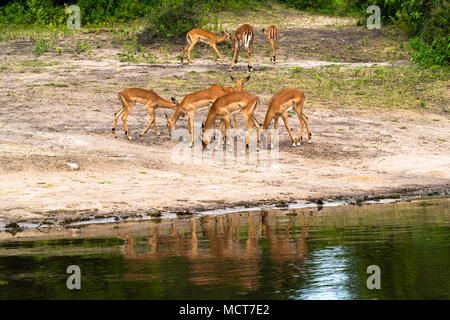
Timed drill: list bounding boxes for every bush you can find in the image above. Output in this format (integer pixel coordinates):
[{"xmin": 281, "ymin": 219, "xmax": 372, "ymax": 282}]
[
  {"xmin": 141, "ymin": 0, "xmax": 208, "ymax": 42},
  {"xmin": 409, "ymin": 36, "xmax": 449, "ymax": 68},
  {"xmin": 0, "ymin": 1, "xmax": 33, "ymax": 25}
]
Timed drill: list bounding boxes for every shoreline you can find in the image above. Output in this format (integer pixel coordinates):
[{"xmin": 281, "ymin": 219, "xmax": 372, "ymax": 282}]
[{"xmin": 1, "ymin": 184, "xmax": 448, "ymax": 232}]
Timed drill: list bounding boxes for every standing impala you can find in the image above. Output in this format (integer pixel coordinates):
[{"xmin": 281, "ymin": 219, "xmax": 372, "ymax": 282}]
[
  {"xmin": 262, "ymin": 89, "xmax": 312, "ymax": 148},
  {"xmin": 166, "ymin": 77, "xmax": 249, "ymax": 147},
  {"xmin": 202, "ymin": 91, "xmax": 261, "ymax": 152},
  {"xmin": 262, "ymin": 25, "xmax": 279, "ymax": 63},
  {"xmin": 113, "ymin": 88, "xmax": 176, "ymax": 140},
  {"xmin": 230, "ymin": 24, "xmax": 255, "ymax": 72},
  {"xmin": 180, "ymin": 28, "xmax": 232, "ymax": 64}
]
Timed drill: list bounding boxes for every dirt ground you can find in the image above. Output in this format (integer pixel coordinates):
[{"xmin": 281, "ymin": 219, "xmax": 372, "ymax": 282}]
[{"xmin": 0, "ymin": 7, "xmax": 449, "ymax": 225}]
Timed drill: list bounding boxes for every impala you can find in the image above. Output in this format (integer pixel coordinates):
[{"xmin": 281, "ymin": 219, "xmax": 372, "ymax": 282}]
[
  {"xmin": 166, "ymin": 77, "xmax": 249, "ymax": 147},
  {"xmin": 180, "ymin": 28, "xmax": 232, "ymax": 64},
  {"xmin": 202, "ymin": 91, "xmax": 261, "ymax": 152},
  {"xmin": 113, "ymin": 88, "xmax": 176, "ymax": 140},
  {"xmin": 262, "ymin": 25, "xmax": 279, "ymax": 63},
  {"xmin": 262, "ymin": 89, "xmax": 312, "ymax": 147},
  {"xmin": 229, "ymin": 24, "xmax": 255, "ymax": 72}
]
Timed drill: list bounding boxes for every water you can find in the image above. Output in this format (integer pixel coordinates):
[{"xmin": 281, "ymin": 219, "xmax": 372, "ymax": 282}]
[{"xmin": 0, "ymin": 198, "xmax": 449, "ymax": 300}]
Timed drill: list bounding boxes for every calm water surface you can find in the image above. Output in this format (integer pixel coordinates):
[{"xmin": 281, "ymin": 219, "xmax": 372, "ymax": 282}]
[{"xmin": 0, "ymin": 198, "xmax": 449, "ymax": 299}]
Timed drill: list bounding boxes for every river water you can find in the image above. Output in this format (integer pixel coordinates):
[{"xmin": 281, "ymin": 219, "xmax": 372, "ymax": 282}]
[{"xmin": 0, "ymin": 198, "xmax": 448, "ymax": 299}]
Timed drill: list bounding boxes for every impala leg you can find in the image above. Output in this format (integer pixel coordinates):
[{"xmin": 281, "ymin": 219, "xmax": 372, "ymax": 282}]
[
  {"xmin": 230, "ymin": 41, "xmax": 239, "ymax": 71},
  {"xmin": 272, "ymin": 117, "xmax": 279, "ymax": 148},
  {"xmin": 188, "ymin": 112, "xmax": 195, "ymax": 147},
  {"xmin": 212, "ymin": 44, "xmax": 224, "ymax": 64},
  {"xmin": 216, "ymin": 121, "xmax": 224, "ymax": 150},
  {"xmin": 281, "ymin": 113, "xmax": 295, "ymax": 146},
  {"xmin": 302, "ymin": 113, "xmax": 312, "ymax": 144},
  {"xmin": 233, "ymin": 114, "xmax": 242, "ymax": 139},
  {"xmin": 180, "ymin": 42, "xmax": 190, "ymax": 64},
  {"xmin": 209, "ymin": 44, "xmax": 218, "ymax": 64},
  {"xmin": 251, "ymin": 115, "xmax": 261, "ymax": 151},
  {"xmin": 141, "ymin": 106, "xmax": 159, "ymax": 136},
  {"xmin": 297, "ymin": 111, "xmax": 305, "ymax": 146},
  {"xmin": 244, "ymin": 115, "xmax": 253, "ymax": 152},
  {"xmin": 273, "ymin": 43, "xmax": 277, "ymax": 63},
  {"xmin": 246, "ymin": 45, "xmax": 252, "ymax": 72},
  {"xmin": 112, "ymin": 107, "xmax": 125, "ymax": 138},
  {"xmin": 225, "ymin": 117, "xmax": 233, "ymax": 151},
  {"xmin": 121, "ymin": 108, "xmax": 132, "ymax": 140},
  {"xmin": 262, "ymin": 113, "xmax": 274, "ymax": 149},
  {"xmin": 269, "ymin": 41, "xmax": 273, "ymax": 62},
  {"xmin": 221, "ymin": 120, "xmax": 230, "ymax": 145},
  {"xmin": 186, "ymin": 41, "xmax": 197, "ymax": 64}
]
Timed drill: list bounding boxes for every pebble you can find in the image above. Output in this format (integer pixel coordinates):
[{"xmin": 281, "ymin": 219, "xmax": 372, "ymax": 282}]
[{"xmin": 65, "ymin": 162, "xmax": 79, "ymax": 171}]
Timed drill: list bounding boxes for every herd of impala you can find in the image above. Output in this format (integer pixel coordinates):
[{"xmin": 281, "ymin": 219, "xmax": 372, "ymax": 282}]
[{"xmin": 112, "ymin": 23, "xmax": 312, "ymax": 152}]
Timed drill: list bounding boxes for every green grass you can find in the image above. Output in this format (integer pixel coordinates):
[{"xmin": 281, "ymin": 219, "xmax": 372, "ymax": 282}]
[
  {"xmin": 152, "ymin": 64, "xmax": 448, "ymax": 113},
  {"xmin": 19, "ymin": 60, "xmax": 60, "ymax": 67},
  {"xmin": 44, "ymin": 83, "xmax": 69, "ymax": 87}
]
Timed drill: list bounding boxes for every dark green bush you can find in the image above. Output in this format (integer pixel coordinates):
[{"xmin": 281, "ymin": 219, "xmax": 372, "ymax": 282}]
[
  {"xmin": 409, "ymin": 36, "xmax": 449, "ymax": 68},
  {"xmin": 140, "ymin": 0, "xmax": 207, "ymax": 42}
]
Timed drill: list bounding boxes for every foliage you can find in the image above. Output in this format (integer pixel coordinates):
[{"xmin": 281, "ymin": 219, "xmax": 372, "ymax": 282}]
[
  {"xmin": 31, "ymin": 38, "xmax": 49, "ymax": 56},
  {"xmin": 280, "ymin": 0, "xmax": 449, "ymax": 67},
  {"xmin": 143, "ymin": 0, "xmax": 208, "ymax": 41},
  {"xmin": 0, "ymin": 0, "xmax": 448, "ymax": 66},
  {"xmin": 409, "ymin": 36, "xmax": 449, "ymax": 68}
]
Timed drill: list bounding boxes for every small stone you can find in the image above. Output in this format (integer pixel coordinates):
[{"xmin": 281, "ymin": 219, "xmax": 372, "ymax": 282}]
[{"xmin": 65, "ymin": 162, "xmax": 79, "ymax": 171}]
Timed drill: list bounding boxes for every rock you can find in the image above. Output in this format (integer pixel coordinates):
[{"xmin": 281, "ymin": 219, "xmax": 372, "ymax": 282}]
[{"xmin": 65, "ymin": 162, "xmax": 79, "ymax": 171}]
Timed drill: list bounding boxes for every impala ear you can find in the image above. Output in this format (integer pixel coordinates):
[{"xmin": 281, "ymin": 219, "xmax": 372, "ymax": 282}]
[
  {"xmin": 171, "ymin": 97, "xmax": 178, "ymax": 105},
  {"xmin": 245, "ymin": 75, "xmax": 251, "ymax": 82},
  {"xmin": 230, "ymin": 75, "xmax": 235, "ymax": 82}
]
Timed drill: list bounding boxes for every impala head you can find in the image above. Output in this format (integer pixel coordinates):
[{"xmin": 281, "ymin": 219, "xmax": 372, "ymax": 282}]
[
  {"xmin": 221, "ymin": 30, "xmax": 232, "ymax": 43},
  {"xmin": 171, "ymin": 97, "xmax": 179, "ymax": 106},
  {"xmin": 230, "ymin": 75, "xmax": 251, "ymax": 91},
  {"xmin": 201, "ymin": 122, "xmax": 211, "ymax": 150},
  {"xmin": 164, "ymin": 113, "xmax": 173, "ymax": 137}
]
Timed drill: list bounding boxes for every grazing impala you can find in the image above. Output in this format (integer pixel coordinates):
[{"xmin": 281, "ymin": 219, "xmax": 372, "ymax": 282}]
[
  {"xmin": 166, "ymin": 77, "xmax": 249, "ymax": 147},
  {"xmin": 230, "ymin": 24, "xmax": 255, "ymax": 72},
  {"xmin": 180, "ymin": 28, "xmax": 232, "ymax": 64},
  {"xmin": 202, "ymin": 91, "xmax": 261, "ymax": 152},
  {"xmin": 262, "ymin": 89, "xmax": 311, "ymax": 147},
  {"xmin": 113, "ymin": 88, "xmax": 176, "ymax": 140},
  {"xmin": 262, "ymin": 25, "xmax": 279, "ymax": 63}
]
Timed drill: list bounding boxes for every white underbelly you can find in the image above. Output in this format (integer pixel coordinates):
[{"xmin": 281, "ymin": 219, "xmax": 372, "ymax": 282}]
[{"xmin": 196, "ymin": 105, "xmax": 210, "ymax": 112}]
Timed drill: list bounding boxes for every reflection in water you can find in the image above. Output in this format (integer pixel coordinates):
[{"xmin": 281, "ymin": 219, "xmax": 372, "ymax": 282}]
[
  {"xmin": 116, "ymin": 211, "xmax": 312, "ymax": 293},
  {"xmin": 0, "ymin": 198, "xmax": 449, "ymax": 299}
]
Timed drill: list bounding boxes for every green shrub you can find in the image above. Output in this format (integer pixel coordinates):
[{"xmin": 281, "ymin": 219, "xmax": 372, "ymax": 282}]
[
  {"xmin": 409, "ymin": 36, "xmax": 449, "ymax": 68},
  {"xmin": 31, "ymin": 38, "xmax": 49, "ymax": 56},
  {"xmin": 0, "ymin": 1, "xmax": 33, "ymax": 24},
  {"xmin": 141, "ymin": 0, "xmax": 208, "ymax": 42}
]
